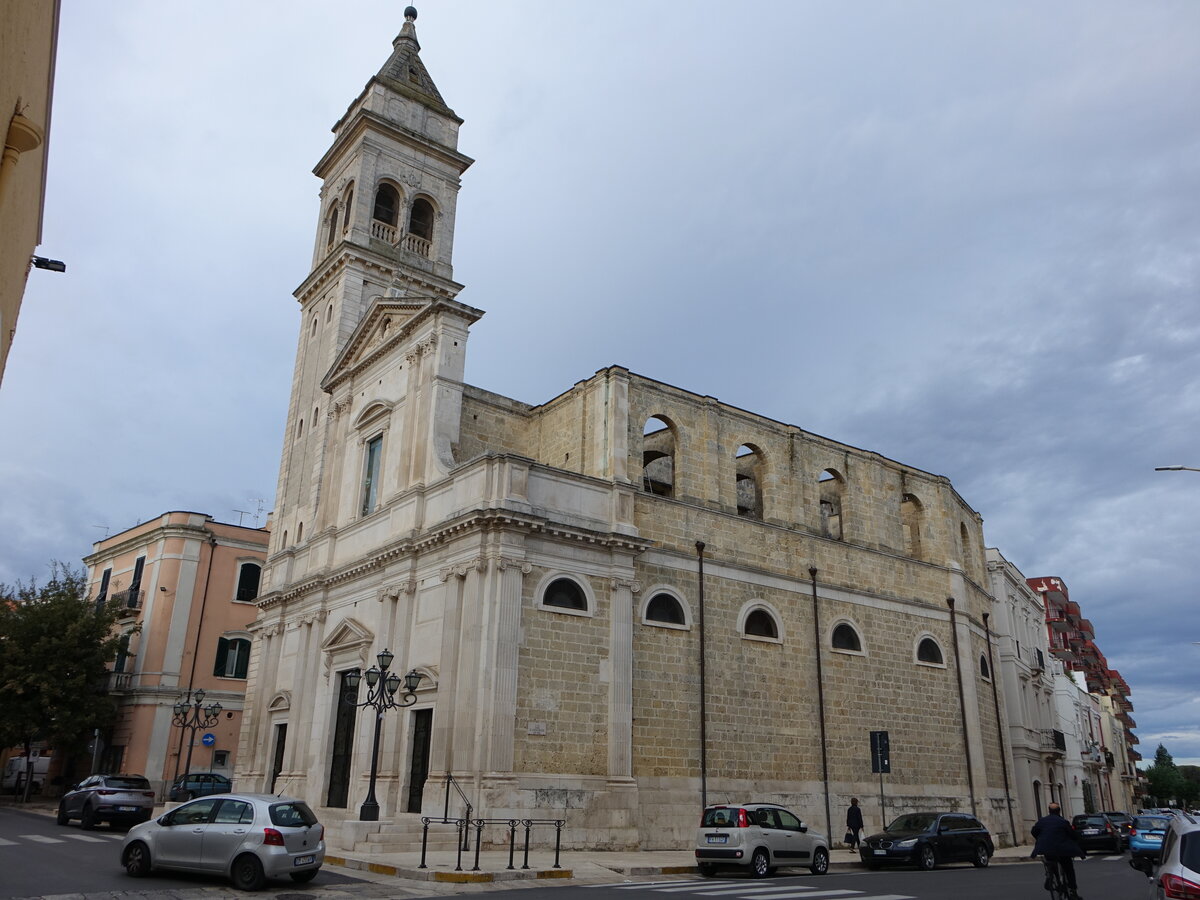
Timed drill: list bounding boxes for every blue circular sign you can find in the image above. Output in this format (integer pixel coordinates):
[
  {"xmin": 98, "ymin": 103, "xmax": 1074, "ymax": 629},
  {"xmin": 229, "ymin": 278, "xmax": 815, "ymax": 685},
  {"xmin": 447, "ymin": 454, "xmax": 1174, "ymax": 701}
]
[{"xmin": 201, "ymin": 733, "xmax": 216, "ymax": 747}]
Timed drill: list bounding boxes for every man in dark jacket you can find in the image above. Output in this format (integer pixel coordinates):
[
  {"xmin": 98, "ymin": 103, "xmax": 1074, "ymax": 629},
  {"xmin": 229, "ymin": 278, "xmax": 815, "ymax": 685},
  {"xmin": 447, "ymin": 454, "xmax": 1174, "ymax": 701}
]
[
  {"xmin": 845, "ymin": 798, "xmax": 864, "ymax": 851},
  {"xmin": 1032, "ymin": 803, "xmax": 1086, "ymax": 899}
]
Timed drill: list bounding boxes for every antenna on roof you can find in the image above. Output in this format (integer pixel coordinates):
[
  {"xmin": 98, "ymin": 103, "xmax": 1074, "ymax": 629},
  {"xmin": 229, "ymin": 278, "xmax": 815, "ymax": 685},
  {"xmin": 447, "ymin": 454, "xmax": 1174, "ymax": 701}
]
[{"xmin": 92, "ymin": 524, "xmax": 110, "ymax": 539}]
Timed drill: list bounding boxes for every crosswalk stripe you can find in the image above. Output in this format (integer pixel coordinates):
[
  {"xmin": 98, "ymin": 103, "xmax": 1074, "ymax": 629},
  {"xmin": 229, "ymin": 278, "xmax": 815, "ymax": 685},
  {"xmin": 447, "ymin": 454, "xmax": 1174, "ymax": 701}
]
[
  {"xmin": 685, "ymin": 888, "xmax": 824, "ymax": 896},
  {"xmin": 20, "ymin": 835, "xmax": 65, "ymax": 844},
  {"xmin": 736, "ymin": 892, "xmax": 858, "ymax": 900},
  {"xmin": 63, "ymin": 834, "xmax": 109, "ymax": 843},
  {"xmin": 595, "ymin": 882, "xmax": 701, "ymax": 889},
  {"xmin": 0, "ymin": 838, "xmax": 15, "ymax": 846}
]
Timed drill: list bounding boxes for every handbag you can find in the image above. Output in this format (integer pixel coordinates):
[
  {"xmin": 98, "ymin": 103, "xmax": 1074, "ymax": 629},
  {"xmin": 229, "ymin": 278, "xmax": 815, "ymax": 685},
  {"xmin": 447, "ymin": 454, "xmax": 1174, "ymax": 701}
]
[{"xmin": 844, "ymin": 830, "xmax": 855, "ymax": 844}]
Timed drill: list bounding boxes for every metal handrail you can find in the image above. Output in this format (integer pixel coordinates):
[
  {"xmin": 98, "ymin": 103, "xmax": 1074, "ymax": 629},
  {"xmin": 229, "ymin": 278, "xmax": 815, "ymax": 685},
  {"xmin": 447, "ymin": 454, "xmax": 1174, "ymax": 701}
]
[{"xmin": 417, "ymin": 816, "xmax": 565, "ymax": 871}]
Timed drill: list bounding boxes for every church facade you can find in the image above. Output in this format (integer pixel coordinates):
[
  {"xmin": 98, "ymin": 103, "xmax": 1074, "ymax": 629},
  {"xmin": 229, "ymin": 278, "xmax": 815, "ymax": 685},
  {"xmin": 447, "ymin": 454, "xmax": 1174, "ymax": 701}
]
[{"xmin": 237, "ymin": 10, "xmax": 1016, "ymax": 850}]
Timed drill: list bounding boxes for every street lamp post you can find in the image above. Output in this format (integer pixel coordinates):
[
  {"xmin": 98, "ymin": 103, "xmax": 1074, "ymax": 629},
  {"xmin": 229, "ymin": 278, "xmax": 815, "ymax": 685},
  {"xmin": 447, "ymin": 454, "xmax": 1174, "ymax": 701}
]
[
  {"xmin": 172, "ymin": 689, "xmax": 222, "ymax": 785},
  {"xmin": 1154, "ymin": 466, "xmax": 1200, "ymax": 473},
  {"xmin": 343, "ymin": 649, "xmax": 423, "ymax": 822}
]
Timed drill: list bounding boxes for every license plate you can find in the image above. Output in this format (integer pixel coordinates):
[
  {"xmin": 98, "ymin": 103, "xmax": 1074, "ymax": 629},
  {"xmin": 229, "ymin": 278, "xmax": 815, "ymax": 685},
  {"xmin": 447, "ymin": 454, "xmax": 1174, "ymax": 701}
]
[
  {"xmin": 294, "ymin": 855, "xmax": 315, "ymax": 866},
  {"xmin": 706, "ymin": 835, "xmax": 727, "ymax": 844},
  {"xmin": 1083, "ymin": 829, "xmax": 1099, "ymax": 835},
  {"xmin": 116, "ymin": 806, "xmax": 138, "ymax": 812},
  {"xmin": 873, "ymin": 849, "xmax": 886, "ymax": 856}
]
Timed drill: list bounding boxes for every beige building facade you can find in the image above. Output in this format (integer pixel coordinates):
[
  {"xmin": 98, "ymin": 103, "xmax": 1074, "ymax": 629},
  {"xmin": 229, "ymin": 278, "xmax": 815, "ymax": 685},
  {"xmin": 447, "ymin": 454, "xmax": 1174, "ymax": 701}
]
[
  {"xmin": 84, "ymin": 512, "xmax": 268, "ymax": 793},
  {"xmin": 239, "ymin": 10, "xmax": 1018, "ymax": 851},
  {"xmin": 0, "ymin": 0, "xmax": 60, "ymax": 386}
]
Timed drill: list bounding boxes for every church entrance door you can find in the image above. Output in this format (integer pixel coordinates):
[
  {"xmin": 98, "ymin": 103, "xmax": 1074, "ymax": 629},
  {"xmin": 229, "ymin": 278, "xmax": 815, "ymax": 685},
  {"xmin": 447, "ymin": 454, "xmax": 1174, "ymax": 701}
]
[
  {"xmin": 406, "ymin": 708, "xmax": 432, "ymax": 813},
  {"xmin": 327, "ymin": 671, "xmax": 358, "ymax": 807},
  {"xmin": 269, "ymin": 724, "xmax": 286, "ymax": 793}
]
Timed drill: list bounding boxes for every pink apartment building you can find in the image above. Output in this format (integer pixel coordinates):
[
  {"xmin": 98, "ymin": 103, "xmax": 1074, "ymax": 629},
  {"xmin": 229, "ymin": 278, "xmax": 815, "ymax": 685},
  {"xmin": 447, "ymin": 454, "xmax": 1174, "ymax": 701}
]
[{"xmin": 83, "ymin": 512, "xmax": 268, "ymax": 794}]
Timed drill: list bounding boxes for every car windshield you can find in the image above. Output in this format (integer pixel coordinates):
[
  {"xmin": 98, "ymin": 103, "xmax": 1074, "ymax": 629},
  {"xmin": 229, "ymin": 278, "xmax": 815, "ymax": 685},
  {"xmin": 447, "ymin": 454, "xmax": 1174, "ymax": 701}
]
[
  {"xmin": 270, "ymin": 801, "xmax": 318, "ymax": 828},
  {"xmin": 105, "ymin": 776, "xmax": 150, "ymax": 789},
  {"xmin": 886, "ymin": 814, "xmax": 936, "ymax": 832},
  {"xmin": 1135, "ymin": 817, "xmax": 1170, "ymax": 831}
]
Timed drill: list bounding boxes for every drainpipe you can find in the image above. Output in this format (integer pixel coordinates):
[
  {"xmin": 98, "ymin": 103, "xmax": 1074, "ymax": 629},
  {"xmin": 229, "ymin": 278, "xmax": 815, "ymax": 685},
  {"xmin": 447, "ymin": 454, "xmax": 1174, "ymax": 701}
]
[
  {"xmin": 810, "ymin": 567, "xmax": 832, "ymax": 844},
  {"xmin": 696, "ymin": 541, "xmax": 708, "ymax": 811},
  {"xmin": 172, "ymin": 533, "xmax": 219, "ymax": 790},
  {"xmin": 982, "ymin": 612, "xmax": 1016, "ymax": 844},
  {"xmin": 946, "ymin": 597, "xmax": 977, "ymax": 816}
]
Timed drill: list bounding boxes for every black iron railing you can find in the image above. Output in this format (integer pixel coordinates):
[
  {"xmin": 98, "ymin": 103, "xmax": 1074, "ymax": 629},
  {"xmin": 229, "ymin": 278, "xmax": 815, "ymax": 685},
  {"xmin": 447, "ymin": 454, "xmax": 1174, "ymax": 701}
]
[{"xmin": 417, "ymin": 816, "xmax": 565, "ymax": 871}]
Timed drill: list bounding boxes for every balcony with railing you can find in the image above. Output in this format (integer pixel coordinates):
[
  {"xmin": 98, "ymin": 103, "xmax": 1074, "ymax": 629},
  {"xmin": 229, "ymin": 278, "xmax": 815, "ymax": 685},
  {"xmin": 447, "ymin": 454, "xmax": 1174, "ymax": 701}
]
[
  {"xmin": 1048, "ymin": 632, "xmax": 1076, "ymax": 660},
  {"xmin": 108, "ymin": 671, "xmax": 133, "ymax": 692},
  {"xmin": 1040, "ymin": 729, "xmax": 1067, "ymax": 757},
  {"xmin": 369, "ymin": 219, "xmax": 432, "ymax": 258},
  {"xmin": 110, "ymin": 588, "xmax": 143, "ymax": 617}
]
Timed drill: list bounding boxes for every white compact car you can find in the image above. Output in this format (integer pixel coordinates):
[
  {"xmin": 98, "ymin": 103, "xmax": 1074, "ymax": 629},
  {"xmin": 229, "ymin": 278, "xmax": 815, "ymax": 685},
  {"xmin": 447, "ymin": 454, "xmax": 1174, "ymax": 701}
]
[
  {"xmin": 120, "ymin": 793, "xmax": 324, "ymax": 891},
  {"xmin": 695, "ymin": 802, "xmax": 829, "ymax": 877}
]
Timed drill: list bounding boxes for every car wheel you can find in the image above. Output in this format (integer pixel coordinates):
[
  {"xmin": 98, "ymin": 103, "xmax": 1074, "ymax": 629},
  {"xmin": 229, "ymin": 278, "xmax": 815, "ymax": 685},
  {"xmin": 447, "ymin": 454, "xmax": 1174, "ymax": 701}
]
[
  {"xmin": 124, "ymin": 841, "xmax": 151, "ymax": 877},
  {"xmin": 698, "ymin": 863, "xmax": 718, "ymax": 877},
  {"xmin": 231, "ymin": 853, "xmax": 267, "ymax": 891},
  {"xmin": 810, "ymin": 847, "xmax": 829, "ymax": 875},
  {"xmin": 972, "ymin": 843, "xmax": 990, "ymax": 868},
  {"xmin": 80, "ymin": 804, "xmax": 97, "ymax": 831},
  {"xmin": 290, "ymin": 868, "xmax": 319, "ymax": 884},
  {"xmin": 751, "ymin": 848, "xmax": 771, "ymax": 878},
  {"xmin": 55, "ymin": 803, "xmax": 68, "ymax": 826},
  {"xmin": 917, "ymin": 844, "xmax": 936, "ymax": 870}
]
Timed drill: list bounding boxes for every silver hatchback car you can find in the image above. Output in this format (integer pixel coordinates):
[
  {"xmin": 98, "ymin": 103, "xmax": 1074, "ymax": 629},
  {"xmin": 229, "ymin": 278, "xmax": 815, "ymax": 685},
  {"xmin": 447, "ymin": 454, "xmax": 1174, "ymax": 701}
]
[
  {"xmin": 120, "ymin": 793, "xmax": 324, "ymax": 890},
  {"xmin": 1131, "ymin": 810, "xmax": 1200, "ymax": 899},
  {"xmin": 57, "ymin": 774, "xmax": 156, "ymax": 829},
  {"xmin": 695, "ymin": 803, "xmax": 829, "ymax": 877}
]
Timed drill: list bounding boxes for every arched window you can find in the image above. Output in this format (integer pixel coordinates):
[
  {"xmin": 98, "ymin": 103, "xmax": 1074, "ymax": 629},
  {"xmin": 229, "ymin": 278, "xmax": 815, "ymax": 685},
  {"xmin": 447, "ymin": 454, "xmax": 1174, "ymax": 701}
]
[
  {"xmin": 296, "ymin": 521, "xmax": 303, "ymax": 543},
  {"xmin": 326, "ymin": 205, "xmax": 339, "ymax": 248},
  {"xmin": 960, "ymin": 522, "xmax": 972, "ymax": 566},
  {"xmin": 642, "ymin": 416, "xmax": 675, "ymax": 497},
  {"xmin": 980, "ymin": 654, "xmax": 991, "ymax": 680},
  {"xmin": 736, "ymin": 444, "xmax": 763, "ymax": 519},
  {"xmin": 831, "ymin": 622, "xmax": 862, "ymax": 652},
  {"xmin": 342, "ymin": 186, "xmax": 354, "ymax": 233},
  {"xmin": 542, "ymin": 577, "xmax": 587, "ymax": 612},
  {"xmin": 373, "ymin": 184, "xmax": 399, "ymax": 226},
  {"xmin": 917, "ymin": 636, "xmax": 944, "ymax": 665},
  {"xmin": 743, "ymin": 608, "xmax": 778, "ymax": 639},
  {"xmin": 214, "ymin": 636, "xmax": 251, "ymax": 679},
  {"xmin": 819, "ymin": 469, "xmax": 844, "ymax": 539},
  {"xmin": 408, "ymin": 197, "xmax": 435, "ymax": 240},
  {"xmin": 645, "ymin": 592, "xmax": 685, "ymax": 625},
  {"xmin": 901, "ymin": 492, "xmax": 923, "ymax": 558},
  {"xmin": 235, "ymin": 562, "xmax": 262, "ymax": 603}
]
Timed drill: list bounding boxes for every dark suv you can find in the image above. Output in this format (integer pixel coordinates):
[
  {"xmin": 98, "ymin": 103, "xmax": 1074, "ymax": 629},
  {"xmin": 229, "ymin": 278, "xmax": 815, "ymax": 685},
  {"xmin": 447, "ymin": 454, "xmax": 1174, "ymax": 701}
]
[
  {"xmin": 1099, "ymin": 810, "xmax": 1132, "ymax": 848},
  {"xmin": 860, "ymin": 812, "xmax": 993, "ymax": 870},
  {"xmin": 168, "ymin": 772, "xmax": 232, "ymax": 802},
  {"xmin": 57, "ymin": 774, "xmax": 156, "ymax": 829}
]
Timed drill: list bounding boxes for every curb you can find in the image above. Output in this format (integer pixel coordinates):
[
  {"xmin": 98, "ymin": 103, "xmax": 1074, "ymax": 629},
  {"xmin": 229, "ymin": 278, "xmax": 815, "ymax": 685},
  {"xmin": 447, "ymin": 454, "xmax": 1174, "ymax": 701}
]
[{"xmin": 324, "ymin": 853, "xmax": 573, "ymax": 882}]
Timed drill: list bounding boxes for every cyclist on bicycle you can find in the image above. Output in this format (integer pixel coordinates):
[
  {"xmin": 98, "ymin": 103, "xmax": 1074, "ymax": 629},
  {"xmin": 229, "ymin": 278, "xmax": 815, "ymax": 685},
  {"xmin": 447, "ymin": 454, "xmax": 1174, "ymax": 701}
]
[{"xmin": 1032, "ymin": 802, "xmax": 1086, "ymax": 899}]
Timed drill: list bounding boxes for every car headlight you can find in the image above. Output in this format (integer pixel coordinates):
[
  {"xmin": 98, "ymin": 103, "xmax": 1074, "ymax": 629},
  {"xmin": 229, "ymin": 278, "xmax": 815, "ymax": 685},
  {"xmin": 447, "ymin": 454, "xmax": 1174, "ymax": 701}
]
[{"xmin": 893, "ymin": 838, "xmax": 918, "ymax": 848}]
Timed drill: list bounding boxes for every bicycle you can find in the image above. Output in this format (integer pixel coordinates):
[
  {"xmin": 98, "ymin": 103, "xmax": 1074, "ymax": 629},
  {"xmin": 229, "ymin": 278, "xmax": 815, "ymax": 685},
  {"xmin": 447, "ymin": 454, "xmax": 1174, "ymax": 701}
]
[{"xmin": 1040, "ymin": 856, "xmax": 1079, "ymax": 900}]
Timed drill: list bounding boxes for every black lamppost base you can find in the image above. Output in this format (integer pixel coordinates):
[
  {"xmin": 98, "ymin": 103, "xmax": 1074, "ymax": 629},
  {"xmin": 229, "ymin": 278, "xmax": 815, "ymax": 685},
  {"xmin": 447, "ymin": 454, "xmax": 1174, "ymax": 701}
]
[{"xmin": 359, "ymin": 800, "xmax": 380, "ymax": 822}]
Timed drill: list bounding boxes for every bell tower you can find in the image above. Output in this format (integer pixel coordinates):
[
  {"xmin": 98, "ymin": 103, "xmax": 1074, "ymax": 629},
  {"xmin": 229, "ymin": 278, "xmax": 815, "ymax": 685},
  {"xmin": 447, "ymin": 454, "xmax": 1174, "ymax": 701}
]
[{"xmin": 267, "ymin": 7, "xmax": 478, "ymax": 577}]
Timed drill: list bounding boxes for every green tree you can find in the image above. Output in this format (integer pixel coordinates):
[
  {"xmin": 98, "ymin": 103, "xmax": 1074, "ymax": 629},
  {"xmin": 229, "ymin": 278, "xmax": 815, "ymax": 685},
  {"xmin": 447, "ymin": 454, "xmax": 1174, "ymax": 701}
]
[
  {"xmin": 1145, "ymin": 743, "xmax": 1187, "ymax": 806},
  {"xmin": 0, "ymin": 564, "xmax": 127, "ymax": 800}
]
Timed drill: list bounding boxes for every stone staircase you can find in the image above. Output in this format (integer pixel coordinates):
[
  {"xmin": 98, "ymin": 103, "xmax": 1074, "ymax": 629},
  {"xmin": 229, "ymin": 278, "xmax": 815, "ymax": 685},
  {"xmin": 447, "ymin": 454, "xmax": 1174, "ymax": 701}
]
[{"xmin": 342, "ymin": 813, "xmax": 465, "ymax": 855}]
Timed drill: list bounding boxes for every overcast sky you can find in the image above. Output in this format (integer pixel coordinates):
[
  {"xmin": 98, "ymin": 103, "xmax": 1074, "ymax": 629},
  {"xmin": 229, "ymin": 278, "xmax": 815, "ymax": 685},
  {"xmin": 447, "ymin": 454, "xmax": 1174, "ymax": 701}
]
[{"xmin": 2, "ymin": 1, "xmax": 1198, "ymax": 767}]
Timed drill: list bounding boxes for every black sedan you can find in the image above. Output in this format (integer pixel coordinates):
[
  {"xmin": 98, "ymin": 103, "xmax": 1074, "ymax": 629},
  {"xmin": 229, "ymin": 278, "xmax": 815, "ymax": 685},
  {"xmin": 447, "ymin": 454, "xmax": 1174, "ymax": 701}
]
[
  {"xmin": 1072, "ymin": 814, "xmax": 1122, "ymax": 853},
  {"xmin": 860, "ymin": 812, "xmax": 993, "ymax": 870}
]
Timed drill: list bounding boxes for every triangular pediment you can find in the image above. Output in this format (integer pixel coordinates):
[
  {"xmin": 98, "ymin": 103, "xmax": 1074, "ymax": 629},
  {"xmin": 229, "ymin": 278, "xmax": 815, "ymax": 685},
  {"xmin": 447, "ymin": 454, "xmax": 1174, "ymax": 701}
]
[
  {"xmin": 320, "ymin": 616, "xmax": 374, "ymax": 653},
  {"xmin": 321, "ymin": 295, "xmax": 430, "ymax": 391}
]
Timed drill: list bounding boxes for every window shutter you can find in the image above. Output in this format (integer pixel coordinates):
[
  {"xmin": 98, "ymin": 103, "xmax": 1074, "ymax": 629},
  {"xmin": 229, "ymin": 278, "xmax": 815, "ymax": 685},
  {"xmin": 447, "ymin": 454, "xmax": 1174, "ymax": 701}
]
[
  {"xmin": 233, "ymin": 639, "xmax": 249, "ymax": 679},
  {"xmin": 214, "ymin": 637, "xmax": 229, "ymax": 677}
]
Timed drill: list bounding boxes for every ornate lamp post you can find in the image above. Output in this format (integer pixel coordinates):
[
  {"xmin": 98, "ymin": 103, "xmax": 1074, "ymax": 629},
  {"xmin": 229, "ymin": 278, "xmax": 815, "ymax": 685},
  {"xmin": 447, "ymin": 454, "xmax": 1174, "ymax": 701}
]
[
  {"xmin": 172, "ymin": 688, "xmax": 222, "ymax": 784},
  {"xmin": 343, "ymin": 648, "xmax": 423, "ymax": 821}
]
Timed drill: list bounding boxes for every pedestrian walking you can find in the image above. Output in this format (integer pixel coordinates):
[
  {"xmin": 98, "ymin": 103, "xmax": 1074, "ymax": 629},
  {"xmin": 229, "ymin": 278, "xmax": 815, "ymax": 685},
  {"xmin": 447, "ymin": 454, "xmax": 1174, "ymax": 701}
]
[{"xmin": 845, "ymin": 797, "xmax": 864, "ymax": 851}]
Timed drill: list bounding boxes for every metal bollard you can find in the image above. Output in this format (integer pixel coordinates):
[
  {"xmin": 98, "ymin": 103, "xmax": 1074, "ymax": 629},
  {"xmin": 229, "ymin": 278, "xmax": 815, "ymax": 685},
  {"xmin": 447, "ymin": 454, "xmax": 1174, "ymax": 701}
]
[
  {"xmin": 419, "ymin": 817, "xmax": 430, "ymax": 869},
  {"xmin": 455, "ymin": 818, "xmax": 465, "ymax": 871},
  {"xmin": 507, "ymin": 819, "xmax": 517, "ymax": 870},
  {"xmin": 472, "ymin": 819, "xmax": 484, "ymax": 871},
  {"xmin": 553, "ymin": 819, "xmax": 564, "ymax": 868},
  {"xmin": 521, "ymin": 819, "xmax": 532, "ymax": 869}
]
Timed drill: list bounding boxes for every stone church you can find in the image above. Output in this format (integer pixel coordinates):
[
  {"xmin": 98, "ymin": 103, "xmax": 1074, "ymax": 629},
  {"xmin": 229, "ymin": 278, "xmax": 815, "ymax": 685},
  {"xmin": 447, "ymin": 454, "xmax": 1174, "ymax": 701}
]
[{"xmin": 238, "ymin": 9, "xmax": 1015, "ymax": 850}]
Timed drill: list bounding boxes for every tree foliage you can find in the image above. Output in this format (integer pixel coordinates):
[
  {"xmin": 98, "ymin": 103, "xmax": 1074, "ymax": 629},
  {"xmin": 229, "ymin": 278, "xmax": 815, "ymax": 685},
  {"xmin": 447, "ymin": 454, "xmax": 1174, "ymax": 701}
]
[
  {"xmin": 0, "ymin": 564, "xmax": 128, "ymax": 758},
  {"xmin": 1145, "ymin": 743, "xmax": 1193, "ymax": 806}
]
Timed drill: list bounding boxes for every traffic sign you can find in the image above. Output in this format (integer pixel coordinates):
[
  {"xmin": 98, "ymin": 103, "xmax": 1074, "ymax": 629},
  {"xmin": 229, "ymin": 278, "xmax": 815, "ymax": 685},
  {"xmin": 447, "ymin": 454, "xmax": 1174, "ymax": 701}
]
[
  {"xmin": 870, "ymin": 730, "xmax": 890, "ymax": 774},
  {"xmin": 201, "ymin": 733, "xmax": 216, "ymax": 747}
]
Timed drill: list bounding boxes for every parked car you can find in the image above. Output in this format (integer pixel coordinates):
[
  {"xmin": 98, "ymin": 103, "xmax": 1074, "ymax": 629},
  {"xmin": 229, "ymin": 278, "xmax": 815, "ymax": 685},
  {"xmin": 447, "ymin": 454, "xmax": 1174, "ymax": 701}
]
[
  {"xmin": 168, "ymin": 772, "xmax": 232, "ymax": 802},
  {"xmin": 695, "ymin": 802, "xmax": 829, "ymax": 877},
  {"xmin": 57, "ymin": 774, "xmax": 156, "ymax": 830},
  {"xmin": 1128, "ymin": 814, "xmax": 1171, "ymax": 861},
  {"xmin": 1072, "ymin": 813, "xmax": 1122, "ymax": 854},
  {"xmin": 1100, "ymin": 810, "xmax": 1134, "ymax": 848},
  {"xmin": 121, "ymin": 793, "xmax": 324, "ymax": 891},
  {"xmin": 859, "ymin": 811, "xmax": 993, "ymax": 870},
  {"xmin": 1132, "ymin": 809, "xmax": 1200, "ymax": 897}
]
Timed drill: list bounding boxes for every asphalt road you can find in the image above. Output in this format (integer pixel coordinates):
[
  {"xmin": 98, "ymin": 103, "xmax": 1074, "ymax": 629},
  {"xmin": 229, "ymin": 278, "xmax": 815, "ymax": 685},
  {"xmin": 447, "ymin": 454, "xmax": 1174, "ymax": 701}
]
[{"xmin": 0, "ymin": 804, "xmax": 1154, "ymax": 900}]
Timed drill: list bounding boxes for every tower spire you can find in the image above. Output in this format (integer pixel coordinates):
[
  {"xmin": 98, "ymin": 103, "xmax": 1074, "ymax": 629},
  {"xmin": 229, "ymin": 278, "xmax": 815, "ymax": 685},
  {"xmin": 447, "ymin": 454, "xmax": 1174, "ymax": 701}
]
[{"xmin": 375, "ymin": 4, "xmax": 448, "ymax": 108}]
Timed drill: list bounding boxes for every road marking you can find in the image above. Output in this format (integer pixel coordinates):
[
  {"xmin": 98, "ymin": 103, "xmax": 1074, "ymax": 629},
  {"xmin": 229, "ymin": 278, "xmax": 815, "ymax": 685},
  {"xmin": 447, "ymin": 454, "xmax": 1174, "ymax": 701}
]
[
  {"xmin": 740, "ymin": 892, "xmax": 860, "ymax": 899},
  {"xmin": 597, "ymin": 882, "xmax": 703, "ymax": 889},
  {"xmin": 63, "ymin": 834, "xmax": 109, "ymax": 843},
  {"xmin": 20, "ymin": 834, "xmax": 65, "ymax": 844},
  {"xmin": 0, "ymin": 838, "xmax": 15, "ymax": 846},
  {"xmin": 689, "ymin": 888, "xmax": 827, "ymax": 896}
]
